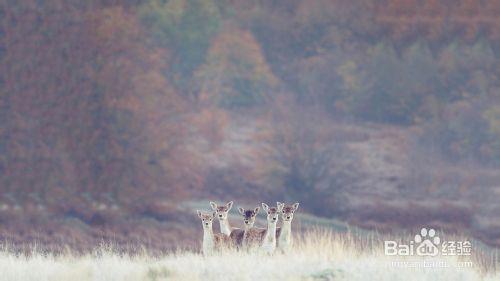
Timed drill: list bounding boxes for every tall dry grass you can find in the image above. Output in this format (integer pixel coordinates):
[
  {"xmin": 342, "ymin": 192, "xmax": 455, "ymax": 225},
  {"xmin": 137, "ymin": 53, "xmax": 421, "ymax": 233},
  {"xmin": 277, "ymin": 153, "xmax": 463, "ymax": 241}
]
[{"xmin": 0, "ymin": 230, "xmax": 497, "ymax": 281}]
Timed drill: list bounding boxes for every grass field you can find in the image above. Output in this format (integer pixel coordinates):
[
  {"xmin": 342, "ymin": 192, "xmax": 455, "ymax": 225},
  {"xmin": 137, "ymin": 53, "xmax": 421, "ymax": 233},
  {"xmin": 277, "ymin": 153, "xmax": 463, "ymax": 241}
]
[{"xmin": 0, "ymin": 230, "xmax": 497, "ymax": 281}]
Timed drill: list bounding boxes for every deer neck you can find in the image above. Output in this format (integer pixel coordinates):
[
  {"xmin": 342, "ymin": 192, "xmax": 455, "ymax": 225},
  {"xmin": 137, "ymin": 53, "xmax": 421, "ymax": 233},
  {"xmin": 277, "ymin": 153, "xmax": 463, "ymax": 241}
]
[
  {"xmin": 279, "ymin": 220, "xmax": 292, "ymax": 242},
  {"xmin": 243, "ymin": 224, "xmax": 252, "ymax": 232},
  {"xmin": 242, "ymin": 224, "xmax": 252, "ymax": 246},
  {"xmin": 265, "ymin": 220, "xmax": 277, "ymax": 243},
  {"xmin": 202, "ymin": 226, "xmax": 215, "ymax": 254},
  {"xmin": 219, "ymin": 218, "xmax": 232, "ymax": 236},
  {"xmin": 260, "ymin": 220, "xmax": 277, "ymax": 254}
]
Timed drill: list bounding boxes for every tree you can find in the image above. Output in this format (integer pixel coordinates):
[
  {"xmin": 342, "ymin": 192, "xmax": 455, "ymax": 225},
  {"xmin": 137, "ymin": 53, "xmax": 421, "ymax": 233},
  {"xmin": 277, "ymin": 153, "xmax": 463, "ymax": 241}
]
[
  {"xmin": 139, "ymin": 0, "xmax": 221, "ymax": 88},
  {"xmin": 250, "ymin": 97, "xmax": 353, "ymax": 215},
  {"xmin": 0, "ymin": 1, "xmax": 203, "ymax": 212},
  {"xmin": 193, "ymin": 26, "xmax": 278, "ymax": 108}
]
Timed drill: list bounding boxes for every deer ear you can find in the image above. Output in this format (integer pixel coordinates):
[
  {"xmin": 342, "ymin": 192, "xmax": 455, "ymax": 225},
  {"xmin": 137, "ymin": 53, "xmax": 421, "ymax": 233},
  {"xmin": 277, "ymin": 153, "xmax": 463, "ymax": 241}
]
[
  {"xmin": 254, "ymin": 207, "xmax": 260, "ymax": 214},
  {"xmin": 238, "ymin": 207, "xmax": 245, "ymax": 215},
  {"xmin": 209, "ymin": 202, "xmax": 217, "ymax": 210},
  {"xmin": 293, "ymin": 202, "xmax": 300, "ymax": 210},
  {"xmin": 197, "ymin": 210, "xmax": 202, "ymax": 218},
  {"xmin": 226, "ymin": 201, "xmax": 233, "ymax": 210},
  {"xmin": 277, "ymin": 202, "xmax": 284, "ymax": 212},
  {"xmin": 261, "ymin": 203, "xmax": 269, "ymax": 212}
]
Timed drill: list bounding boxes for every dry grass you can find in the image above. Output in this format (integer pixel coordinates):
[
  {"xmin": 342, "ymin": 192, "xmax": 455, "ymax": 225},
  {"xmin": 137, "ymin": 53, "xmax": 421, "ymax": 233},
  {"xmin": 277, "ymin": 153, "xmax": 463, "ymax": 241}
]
[{"xmin": 0, "ymin": 230, "xmax": 497, "ymax": 281}]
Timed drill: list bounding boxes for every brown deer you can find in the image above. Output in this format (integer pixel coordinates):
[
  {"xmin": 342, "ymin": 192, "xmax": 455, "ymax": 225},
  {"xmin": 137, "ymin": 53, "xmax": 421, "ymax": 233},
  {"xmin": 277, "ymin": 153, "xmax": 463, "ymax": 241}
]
[
  {"xmin": 196, "ymin": 210, "xmax": 231, "ymax": 255},
  {"xmin": 276, "ymin": 202, "xmax": 299, "ymax": 253},
  {"xmin": 242, "ymin": 202, "xmax": 282, "ymax": 254},
  {"xmin": 210, "ymin": 201, "xmax": 237, "ymax": 236},
  {"xmin": 230, "ymin": 206, "xmax": 260, "ymax": 249}
]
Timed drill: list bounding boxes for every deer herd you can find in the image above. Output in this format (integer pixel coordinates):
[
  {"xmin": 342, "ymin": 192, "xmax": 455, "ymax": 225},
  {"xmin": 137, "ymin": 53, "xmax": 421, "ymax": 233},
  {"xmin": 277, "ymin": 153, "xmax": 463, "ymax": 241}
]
[{"xmin": 196, "ymin": 201, "xmax": 299, "ymax": 255}]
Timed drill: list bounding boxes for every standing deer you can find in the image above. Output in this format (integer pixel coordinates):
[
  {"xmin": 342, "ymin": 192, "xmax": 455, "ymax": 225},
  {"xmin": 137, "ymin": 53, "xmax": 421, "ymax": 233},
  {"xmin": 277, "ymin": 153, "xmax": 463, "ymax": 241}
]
[
  {"xmin": 230, "ymin": 206, "xmax": 260, "ymax": 249},
  {"xmin": 276, "ymin": 202, "xmax": 299, "ymax": 253},
  {"xmin": 241, "ymin": 203, "xmax": 283, "ymax": 254},
  {"xmin": 196, "ymin": 210, "xmax": 231, "ymax": 255},
  {"xmin": 210, "ymin": 201, "xmax": 236, "ymax": 236},
  {"xmin": 260, "ymin": 202, "xmax": 282, "ymax": 254}
]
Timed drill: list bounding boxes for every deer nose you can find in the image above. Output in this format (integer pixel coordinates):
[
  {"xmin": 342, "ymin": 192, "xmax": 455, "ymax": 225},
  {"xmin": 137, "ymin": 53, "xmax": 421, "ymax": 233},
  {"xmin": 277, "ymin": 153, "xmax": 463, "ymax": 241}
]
[
  {"xmin": 286, "ymin": 216, "xmax": 291, "ymax": 219},
  {"xmin": 205, "ymin": 222, "xmax": 209, "ymax": 226},
  {"xmin": 272, "ymin": 217, "xmax": 277, "ymax": 221},
  {"xmin": 219, "ymin": 214, "xmax": 223, "ymax": 218}
]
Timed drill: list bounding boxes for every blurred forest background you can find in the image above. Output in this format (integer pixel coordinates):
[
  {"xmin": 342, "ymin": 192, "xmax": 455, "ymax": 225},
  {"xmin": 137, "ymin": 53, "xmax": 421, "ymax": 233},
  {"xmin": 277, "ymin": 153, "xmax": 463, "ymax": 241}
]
[{"xmin": 0, "ymin": 0, "xmax": 499, "ymax": 252}]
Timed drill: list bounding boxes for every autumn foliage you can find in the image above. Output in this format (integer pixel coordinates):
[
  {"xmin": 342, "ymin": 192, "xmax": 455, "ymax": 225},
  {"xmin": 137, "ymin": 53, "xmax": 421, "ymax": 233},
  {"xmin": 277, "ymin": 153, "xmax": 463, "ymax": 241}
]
[{"xmin": 0, "ymin": 0, "xmax": 499, "ymax": 249}]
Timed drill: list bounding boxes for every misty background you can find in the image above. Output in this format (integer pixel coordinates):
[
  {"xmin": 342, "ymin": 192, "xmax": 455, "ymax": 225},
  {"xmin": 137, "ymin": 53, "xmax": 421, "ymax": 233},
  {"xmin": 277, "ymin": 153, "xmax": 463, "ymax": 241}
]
[{"xmin": 0, "ymin": 0, "xmax": 499, "ymax": 252}]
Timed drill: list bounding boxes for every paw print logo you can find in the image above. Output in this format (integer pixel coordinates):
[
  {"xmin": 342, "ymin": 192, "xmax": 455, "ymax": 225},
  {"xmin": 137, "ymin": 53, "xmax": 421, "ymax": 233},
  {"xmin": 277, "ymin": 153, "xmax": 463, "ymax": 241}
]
[{"xmin": 414, "ymin": 228, "xmax": 440, "ymax": 256}]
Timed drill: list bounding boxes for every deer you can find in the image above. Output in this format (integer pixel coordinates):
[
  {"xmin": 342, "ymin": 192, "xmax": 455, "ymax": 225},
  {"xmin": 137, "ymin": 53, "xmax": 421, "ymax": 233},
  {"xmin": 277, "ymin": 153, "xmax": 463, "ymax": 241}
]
[
  {"xmin": 242, "ymin": 202, "xmax": 282, "ymax": 254},
  {"xmin": 210, "ymin": 201, "xmax": 237, "ymax": 236},
  {"xmin": 230, "ymin": 206, "xmax": 260, "ymax": 249},
  {"xmin": 276, "ymin": 202, "xmax": 299, "ymax": 253},
  {"xmin": 260, "ymin": 202, "xmax": 283, "ymax": 254},
  {"xmin": 196, "ymin": 210, "xmax": 231, "ymax": 255}
]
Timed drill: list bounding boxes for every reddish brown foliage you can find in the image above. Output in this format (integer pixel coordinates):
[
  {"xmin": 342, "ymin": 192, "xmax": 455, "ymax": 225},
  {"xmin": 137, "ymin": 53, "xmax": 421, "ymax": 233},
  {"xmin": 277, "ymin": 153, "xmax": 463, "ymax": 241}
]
[{"xmin": 0, "ymin": 0, "xmax": 499, "ymax": 251}]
